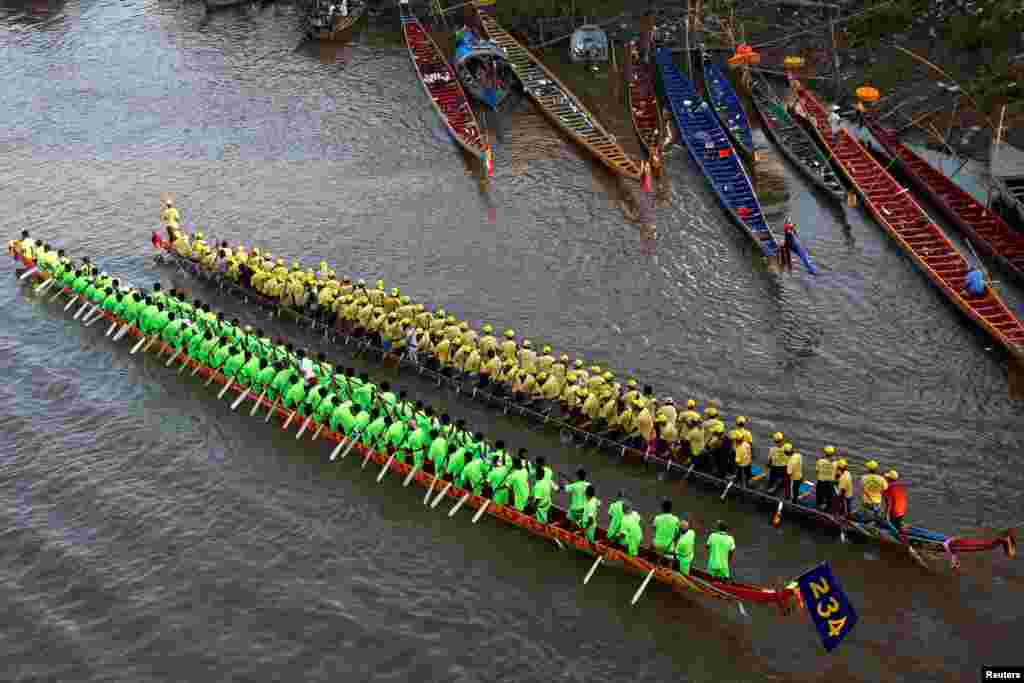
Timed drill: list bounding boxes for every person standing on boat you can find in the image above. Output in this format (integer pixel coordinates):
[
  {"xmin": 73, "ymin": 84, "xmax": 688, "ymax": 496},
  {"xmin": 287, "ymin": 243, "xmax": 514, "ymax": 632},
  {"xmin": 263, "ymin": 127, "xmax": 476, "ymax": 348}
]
[
  {"xmin": 581, "ymin": 486, "xmax": 601, "ymax": 543},
  {"xmin": 834, "ymin": 458, "xmax": 853, "ymax": 516},
  {"xmin": 706, "ymin": 521, "xmax": 736, "ymax": 581},
  {"xmin": 860, "ymin": 460, "xmax": 889, "ymax": 519},
  {"xmin": 766, "ymin": 432, "xmax": 787, "ymax": 494},
  {"xmin": 616, "ymin": 502, "xmax": 643, "ymax": 557},
  {"xmin": 785, "ymin": 446, "xmax": 803, "ymax": 504},
  {"xmin": 531, "ymin": 470, "xmax": 559, "ymax": 524},
  {"xmin": 815, "ymin": 446, "xmax": 837, "ymax": 511},
  {"xmin": 882, "ymin": 470, "xmax": 907, "ymax": 531},
  {"xmin": 653, "ymin": 500, "xmax": 681, "ymax": 558},
  {"xmin": 672, "ymin": 520, "xmax": 695, "ymax": 575},
  {"xmin": 564, "ymin": 469, "xmax": 591, "ymax": 528},
  {"xmin": 732, "ymin": 431, "xmax": 752, "ymax": 489},
  {"xmin": 605, "ymin": 492, "xmax": 626, "ymax": 541},
  {"xmin": 829, "ymin": 105, "xmax": 841, "ymax": 138}
]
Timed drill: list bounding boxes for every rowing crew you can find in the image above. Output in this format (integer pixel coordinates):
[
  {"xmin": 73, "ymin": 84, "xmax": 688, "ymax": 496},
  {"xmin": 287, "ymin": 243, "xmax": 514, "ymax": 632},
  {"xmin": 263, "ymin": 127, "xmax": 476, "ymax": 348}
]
[
  {"xmin": 152, "ymin": 225, "xmax": 912, "ymax": 529},
  {"xmin": 16, "ymin": 239, "xmax": 743, "ymax": 580}
]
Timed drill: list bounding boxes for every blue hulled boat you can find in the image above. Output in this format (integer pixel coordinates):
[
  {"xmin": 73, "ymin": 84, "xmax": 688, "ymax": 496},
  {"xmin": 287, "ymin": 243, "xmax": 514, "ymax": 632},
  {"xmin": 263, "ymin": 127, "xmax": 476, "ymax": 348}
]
[{"xmin": 453, "ymin": 26, "xmax": 519, "ymax": 110}]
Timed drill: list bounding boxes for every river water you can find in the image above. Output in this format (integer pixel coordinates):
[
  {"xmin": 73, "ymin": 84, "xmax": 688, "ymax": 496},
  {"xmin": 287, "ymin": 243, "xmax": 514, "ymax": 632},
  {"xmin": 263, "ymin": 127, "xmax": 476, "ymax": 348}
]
[{"xmin": 2, "ymin": 1, "xmax": 1023, "ymax": 681}]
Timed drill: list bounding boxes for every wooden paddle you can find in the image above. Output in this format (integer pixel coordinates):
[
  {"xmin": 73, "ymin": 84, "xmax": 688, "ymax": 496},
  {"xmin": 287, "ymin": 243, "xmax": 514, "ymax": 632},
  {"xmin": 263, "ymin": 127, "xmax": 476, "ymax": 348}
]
[
  {"xmin": 281, "ymin": 409, "xmax": 298, "ymax": 431},
  {"xmin": 311, "ymin": 423, "xmax": 324, "ymax": 441},
  {"xmin": 63, "ymin": 295, "xmax": 79, "ymax": 311},
  {"xmin": 50, "ymin": 287, "xmax": 68, "ymax": 302},
  {"xmin": 423, "ymin": 474, "xmax": 438, "ymax": 505},
  {"xmin": 106, "ymin": 320, "xmax": 118, "ymax": 337},
  {"xmin": 18, "ymin": 266, "xmax": 38, "ymax": 281},
  {"xmin": 248, "ymin": 389, "xmax": 267, "ymax": 416},
  {"xmin": 447, "ymin": 492, "xmax": 471, "ymax": 516},
  {"xmin": 583, "ymin": 555, "xmax": 604, "ymax": 584},
  {"xmin": 471, "ymin": 500, "xmax": 489, "ymax": 523},
  {"xmin": 430, "ymin": 481, "xmax": 453, "ymax": 508},
  {"xmin": 264, "ymin": 395, "xmax": 282, "ymax": 423},
  {"xmin": 217, "ymin": 378, "xmax": 234, "ymax": 400},
  {"xmin": 165, "ymin": 347, "xmax": 183, "ymax": 366},
  {"xmin": 72, "ymin": 301, "xmax": 91, "ymax": 320},
  {"xmin": 630, "ymin": 568, "xmax": 657, "ymax": 606},
  {"xmin": 402, "ymin": 462, "xmax": 421, "ymax": 487},
  {"xmin": 130, "ymin": 335, "xmax": 148, "ymax": 354},
  {"xmin": 295, "ymin": 414, "xmax": 313, "ymax": 439},
  {"xmin": 203, "ymin": 368, "xmax": 220, "ymax": 387},
  {"xmin": 34, "ymin": 278, "xmax": 55, "ymax": 295},
  {"xmin": 376, "ymin": 453, "xmax": 397, "ymax": 482},
  {"xmin": 230, "ymin": 387, "xmax": 250, "ymax": 411}
]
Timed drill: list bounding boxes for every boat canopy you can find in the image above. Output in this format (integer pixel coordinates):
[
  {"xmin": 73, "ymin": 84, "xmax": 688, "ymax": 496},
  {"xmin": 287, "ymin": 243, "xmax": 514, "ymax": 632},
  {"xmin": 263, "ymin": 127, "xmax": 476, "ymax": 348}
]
[
  {"xmin": 570, "ymin": 25, "xmax": 609, "ymax": 63},
  {"xmin": 453, "ymin": 27, "xmax": 506, "ymax": 67}
]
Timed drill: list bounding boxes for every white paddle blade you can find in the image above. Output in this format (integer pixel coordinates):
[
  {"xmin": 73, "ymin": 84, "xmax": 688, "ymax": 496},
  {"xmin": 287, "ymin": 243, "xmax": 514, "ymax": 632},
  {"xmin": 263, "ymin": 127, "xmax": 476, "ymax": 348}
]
[
  {"xmin": 430, "ymin": 481, "xmax": 453, "ymax": 508},
  {"xmin": 471, "ymin": 500, "xmax": 489, "ymax": 524},
  {"xmin": 583, "ymin": 555, "xmax": 604, "ymax": 584},
  {"xmin": 130, "ymin": 336, "xmax": 147, "ymax": 354},
  {"xmin": 376, "ymin": 454, "xmax": 396, "ymax": 483},
  {"xmin": 230, "ymin": 388, "xmax": 250, "ymax": 411},
  {"xmin": 18, "ymin": 266, "xmax": 38, "ymax": 281},
  {"xmin": 106, "ymin": 321, "xmax": 118, "ymax": 337},
  {"xmin": 448, "ymin": 492, "xmax": 470, "ymax": 517},
  {"xmin": 295, "ymin": 416, "xmax": 312, "ymax": 439},
  {"xmin": 361, "ymin": 448, "xmax": 373, "ymax": 469},
  {"xmin": 402, "ymin": 463, "xmax": 420, "ymax": 487},
  {"xmin": 63, "ymin": 295, "xmax": 79, "ymax": 311},
  {"xmin": 423, "ymin": 476, "xmax": 437, "ymax": 505},
  {"xmin": 249, "ymin": 390, "xmax": 267, "ymax": 417},
  {"xmin": 329, "ymin": 439, "xmax": 346, "ymax": 461},
  {"xmin": 217, "ymin": 380, "xmax": 233, "ymax": 400},
  {"xmin": 630, "ymin": 568, "xmax": 657, "ymax": 606},
  {"xmin": 311, "ymin": 424, "xmax": 324, "ymax": 441},
  {"xmin": 281, "ymin": 411, "xmax": 296, "ymax": 430}
]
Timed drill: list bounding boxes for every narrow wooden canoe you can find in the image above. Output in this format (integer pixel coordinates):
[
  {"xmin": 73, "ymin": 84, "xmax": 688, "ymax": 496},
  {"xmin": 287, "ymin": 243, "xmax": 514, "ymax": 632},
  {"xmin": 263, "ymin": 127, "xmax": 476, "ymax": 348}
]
[
  {"xmin": 13, "ymin": 249, "xmax": 800, "ymax": 614},
  {"xmin": 472, "ymin": 1, "xmax": 642, "ymax": 181},
  {"xmin": 702, "ymin": 54, "xmax": 755, "ymax": 158},
  {"xmin": 794, "ymin": 85, "xmax": 1024, "ymax": 357},
  {"xmin": 623, "ymin": 40, "xmax": 665, "ymax": 169},
  {"xmin": 306, "ymin": 2, "xmax": 365, "ymax": 41},
  {"xmin": 150, "ymin": 235, "xmax": 1017, "ymax": 569},
  {"xmin": 749, "ymin": 76, "xmax": 844, "ymax": 202},
  {"xmin": 656, "ymin": 49, "xmax": 780, "ymax": 259},
  {"xmin": 866, "ymin": 118, "xmax": 1024, "ymax": 287},
  {"xmin": 400, "ymin": 4, "xmax": 491, "ymax": 172}
]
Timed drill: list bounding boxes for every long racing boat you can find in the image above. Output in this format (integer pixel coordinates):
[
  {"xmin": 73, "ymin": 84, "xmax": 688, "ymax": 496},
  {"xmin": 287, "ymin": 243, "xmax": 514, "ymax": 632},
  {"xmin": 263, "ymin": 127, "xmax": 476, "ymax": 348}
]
[
  {"xmin": 146, "ymin": 233, "xmax": 1017, "ymax": 570},
  {"xmin": 865, "ymin": 117, "xmax": 1024, "ymax": 287},
  {"xmin": 400, "ymin": 1, "xmax": 493, "ymax": 178},
  {"xmin": 10, "ymin": 244, "xmax": 803, "ymax": 615},
  {"xmin": 701, "ymin": 53, "xmax": 755, "ymax": 158},
  {"xmin": 749, "ymin": 76, "xmax": 844, "ymax": 202},
  {"xmin": 794, "ymin": 84, "xmax": 1024, "ymax": 358},
  {"xmin": 624, "ymin": 38, "xmax": 666, "ymax": 172},
  {"xmin": 656, "ymin": 49, "xmax": 781, "ymax": 260}
]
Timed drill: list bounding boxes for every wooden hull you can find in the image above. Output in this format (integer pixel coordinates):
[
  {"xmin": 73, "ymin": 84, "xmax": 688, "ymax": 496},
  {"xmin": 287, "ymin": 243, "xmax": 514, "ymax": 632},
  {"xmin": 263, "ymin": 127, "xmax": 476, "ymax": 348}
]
[
  {"xmin": 11, "ymin": 250, "xmax": 799, "ymax": 613},
  {"xmin": 866, "ymin": 119, "xmax": 1024, "ymax": 287},
  {"xmin": 794, "ymin": 86, "xmax": 1024, "ymax": 357},
  {"xmin": 702, "ymin": 56, "xmax": 754, "ymax": 158},
  {"xmin": 624, "ymin": 43, "xmax": 665, "ymax": 167},
  {"xmin": 656, "ymin": 49, "xmax": 780, "ymax": 259},
  {"xmin": 472, "ymin": 1, "xmax": 642, "ymax": 181},
  {"xmin": 749, "ymin": 78, "xmax": 844, "ymax": 202},
  {"xmin": 147, "ymin": 236, "xmax": 1017, "ymax": 567},
  {"xmin": 400, "ymin": 7, "xmax": 490, "ymax": 167}
]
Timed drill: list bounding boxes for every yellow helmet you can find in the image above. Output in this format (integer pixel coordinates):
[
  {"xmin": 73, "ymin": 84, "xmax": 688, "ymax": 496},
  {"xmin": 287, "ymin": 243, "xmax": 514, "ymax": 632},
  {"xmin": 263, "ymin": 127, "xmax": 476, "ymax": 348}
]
[
  {"xmin": 603, "ymin": 371, "xmax": 613, "ymax": 380},
  {"xmin": 628, "ymin": 379, "xmax": 638, "ymax": 388},
  {"xmin": 522, "ymin": 340, "xmax": 531, "ymax": 348},
  {"xmin": 687, "ymin": 399, "xmax": 696, "ymax": 409},
  {"xmin": 712, "ymin": 423, "xmax": 726, "ymax": 435},
  {"xmin": 705, "ymin": 407, "xmax": 719, "ymax": 418},
  {"xmin": 736, "ymin": 416, "xmax": 747, "ymax": 426},
  {"xmin": 376, "ymin": 279, "xmax": 384, "ymax": 290},
  {"xmin": 590, "ymin": 365, "xmax": 600, "ymax": 374},
  {"xmin": 560, "ymin": 354, "xmax": 569, "ymax": 363},
  {"xmin": 504, "ymin": 329, "xmax": 515, "ymax": 338},
  {"xmin": 574, "ymin": 360, "xmax": 584, "ymax": 368},
  {"xmin": 772, "ymin": 432, "xmax": 784, "ymax": 443},
  {"xmin": 730, "ymin": 429, "xmax": 743, "ymax": 440},
  {"xmin": 459, "ymin": 322, "xmax": 469, "ymax": 331},
  {"xmin": 483, "ymin": 324, "xmax": 493, "ymax": 333},
  {"xmin": 415, "ymin": 304, "xmax": 424, "ymax": 311},
  {"xmin": 277, "ymin": 258, "xmax": 285, "ymax": 266},
  {"xmin": 885, "ymin": 470, "xmax": 899, "ymax": 480},
  {"xmin": 400, "ymin": 296, "xmax": 410, "ymax": 304},
  {"xmin": 390, "ymin": 288, "xmax": 399, "ymax": 296},
  {"xmin": 823, "ymin": 445, "xmax": 837, "ymax": 456},
  {"xmin": 865, "ymin": 460, "xmax": 879, "ymax": 471},
  {"xmin": 836, "ymin": 459, "xmax": 848, "ymax": 469},
  {"xmin": 543, "ymin": 345, "xmax": 552, "ymax": 354},
  {"xmin": 656, "ymin": 415, "xmax": 668, "ymax": 424},
  {"xmin": 444, "ymin": 315, "xmax": 454, "ymax": 323},
  {"xmin": 567, "ymin": 372, "xmax": 578, "ymax": 381},
  {"xmin": 783, "ymin": 443, "xmax": 794, "ymax": 454},
  {"xmin": 454, "ymin": 337, "xmax": 463, "ymax": 345},
  {"xmin": 537, "ymin": 372, "xmax": 549, "ymax": 381},
  {"xmin": 196, "ymin": 231, "xmax": 204, "ymax": 239}
]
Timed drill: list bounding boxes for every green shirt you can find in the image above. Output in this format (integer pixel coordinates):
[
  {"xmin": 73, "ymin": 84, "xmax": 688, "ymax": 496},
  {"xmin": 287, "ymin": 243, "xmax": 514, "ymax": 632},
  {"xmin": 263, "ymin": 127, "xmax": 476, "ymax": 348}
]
[
  {"xmin": 353, "ymin": 383, "xmax": 374, "ymax": 411},
  {"xmin": 706, "ymin": 531, "xmax": 736, "ymax": 577},
  {"xmin": 315, "ymin": 394, "xmax": 337, "ymax": 422},
  {"xmin": 365, "ymin": 416, "xmax": 388, "ymax": 448},
  {"xmin": 429, "ymin": 436, "xmax": 448, "ymax": 473},
  {"xmin": 620, "ymin": 512, "xmax": 643, "ymax": 547},
  {"xmin": 506, "ymin": 467, "xmax": 531, "ymax": 511},
  {"xmin": 223, "ymin": 352, "xmax": 246, "ymax": 379},
  {"xmin": 446, "ymin": 448, "xmax": 468, "ymax": 480},
  {"xmin": 161, "ymin": 319, "xmax": 184, "ymax": 346},
  {"xmin": 352, "ymin": 410, "xmax": 371, "ymax": 434},
  {"xmin": 210, "ymin": 344, "xmax": 232, "ymax": 370},
  {"xmin": 197, "ymin": 337, "xmax": 218, "ymax": 364},
  {"xmin": 255, "ymin": 365, "xmax": 277, "ymax": 391},
  {"xmin": 565, "ymin": 480, "xmax": 590, "ymax": 512},
  {"xmin": 138, "ymin": 304, "xmax": 158, "ymax": 332},
  {"xmin": 305, "ymin": 385, "xmax": 325, "ymax": 413},
  {"xmin": 71, "ymin": 276, "xmax": 89, "ymax": 294},
  {"xmin": 532, "ymin": 478, "xmax": 557, "ymax": 512},
  {"xmin": 330, "ymin": 401, "xmax": 356, "ymax": 434},
  {"xmin": 239, "ymin": 357, "xmax": 261, "ymax": 386},
  {"xmin": 583, "ymin": 496, "xmax": 601, "ymax": 528},
  {"xmin": 607, "ymin": 501, "xmax": 625, "ymax": 539},
  {"xmin": 385, "ymin": 421, "xmax": 408, "ymax": 450},
  {"xmin": 283, "ymin": 381, "xmax": 306, "ymax": 410},
  {"xmin": 674, "ymin": 529, "xmax": 696, "ymax": 568},
  {"xmin": 486, "ymin": 465, "xmax": 509, "ymax": 495},
  {"xmin": 271, "ymin": 368, "xmax": 295, "ymax": 398},
  {"xmin": 461, "ymin": 457, "xmax": 487, "ymax": 492},
  {"xmin": 150, "ymin": 310, "xmax": 170, "ymax": 335},
  {"xmin": 653, "ymin": 513, "xmax": 681, "ymax": 550}
]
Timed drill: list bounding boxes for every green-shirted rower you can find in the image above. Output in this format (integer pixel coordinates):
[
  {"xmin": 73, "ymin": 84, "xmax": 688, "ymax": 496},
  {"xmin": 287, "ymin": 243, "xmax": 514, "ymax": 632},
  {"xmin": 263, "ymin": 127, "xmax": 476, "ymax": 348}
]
[
  {"xmin": 505, "ymin": 458, "xmax": 531, "ymax": 512},
  {"xmin": 606, "ymin": 493, "xmax": 626, "ymax": 541},
  {"xmin": 564, "ymin": 469, "xmax": 590, "ymax": 528},
  {"xmin": 460, "ymin": 453, "xmax": 488, "ymax": 495},
  {"xmin": 582, "ymin": 485, "xmax": 601, "ymax": 542},
  {"xmin": 652, "ymin": 500, "xmax": 681, "ymax": 557},
  {"xmin": 428, "ymin": 429, "xmax": 448, "ymax": 477},
  {"xmin": 329, "ymin": 398, "xmax": 356, "ymax": 436},
  {"xmin": 617, "ymin": 503, "xmax": 643, "ymax": 557},
  {"xmin": 486, "ymin": 459, "xmax": 511, "ymax": 506},
  {"xmin": 706, "ymin": 521, "xmax": 736, "ymax": 581},
  {"xmin": 672, "ymin": 520, "xmax": 696, "ymax": 575},
  {"xmin": 282, "ymin": 376, "xmax": 309, "ymax": 416},
  {"xmin": 384, "ymin": 416, "xmax": 410, "ymax": 464},
  {"xmin": 531, "ymin": 468, "xmax": 559, "ymax": 524}
]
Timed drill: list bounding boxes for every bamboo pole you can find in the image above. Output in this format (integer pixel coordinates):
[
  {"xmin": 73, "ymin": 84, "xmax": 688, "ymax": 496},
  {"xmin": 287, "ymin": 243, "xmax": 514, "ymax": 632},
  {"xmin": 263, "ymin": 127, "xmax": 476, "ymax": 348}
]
[{"xmin": 987, "ymin": 105, "xmax": 1007, "ymax": 209}]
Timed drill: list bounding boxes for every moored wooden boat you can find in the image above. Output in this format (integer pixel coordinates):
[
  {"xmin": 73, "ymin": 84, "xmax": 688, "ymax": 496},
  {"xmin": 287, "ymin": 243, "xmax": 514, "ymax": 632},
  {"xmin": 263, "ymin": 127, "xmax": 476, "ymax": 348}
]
[
  {"xmin": 149, "ymin": 234, "xmax": 1018, "ymax": 569},
  {"xmin": 794, "ymin": 85, "xmax": 1024, "ymax": 358},
  {"xmin": 471, "ymin": 0, "xmax": 642, "ymax": 181},
  {"xmin": 701, "ymin": 53, "xmax": 755, "ymax": 158},
  {"xmin": 990, "ymin": 138, "xmax": 1024, "ymax": 225},
  {"xmin": 624, "ymin": 39, "xmax": 666, "ymax": 171},
  {"xmin": 656, "ymin": 49, "xmax": 780, "ymax": 259},
  {"xmin": 400, "ymin": 2, "xmax": 492, "ymax": 176},
  {"xmin": 866, "ymin": 117, "xmax": 1024, "ymax": 286},
  {"xmin": 11, "ymin": 247, "xmax": 801, "ymax": 614},
  {"xmin": 749, "ymin": 76, "xmax": 844, "ymax": 202},
  {"xmin": 452, "ymin": 25, "xmax": 520, "ymax": 111},
  {"xmin": 305, "ymin": 0, "xmax": 365, "ymax": 41}
]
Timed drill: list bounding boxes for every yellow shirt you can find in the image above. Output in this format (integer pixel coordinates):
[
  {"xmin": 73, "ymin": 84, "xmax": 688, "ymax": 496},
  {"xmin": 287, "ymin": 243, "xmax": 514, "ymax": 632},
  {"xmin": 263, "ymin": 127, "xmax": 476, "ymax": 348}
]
[
  {"xmin": 768, "ymin": 446, "xmax": 788, "ymax": 467},
  {"xmin": 500, "ymin": 339, "xmax": 518, "ymax": 360},
  {"xmin": 415, "ymin": 311, "xmax": 432, "ymax": 329},
  {"xmin": 519, "ymin": 349, "xmax": 537, "ymax": 374},
  {"xmin": 481, "ymin": 356, "xmax": 500, "ymax": 377},
  {"xmin": 464, "ymin": 348, "xmax": 482, "ymax": 373},
  {"xmin": 787, "ymin": 453, "xmax": 803, "ymax": 481},
  {"xmin": 836, "ymin": 470, "xmax": 853, "ymax": 499},
  {"xmin": 161, "ymin": 206, "xmax": 180, "ymax": 226},
  {"xmin": 318, "ymin": 287, "xmax": 337, "ymax": 307},
  {"xmin": 661, "ymin": 420, "xmax": 679, "ymax": 443},
  {"xmin": 657, "ymin": 405, "xmax": 678, "ymax": 425},
  {"xmin": 687, "ymin": 425, "xmax": 706, "ymax": 455},
  {"xmin": 434, "ymin": 338, "xmax": 452, "ymax": 364},
  {"xmin": 860, "ymin": 473, "xmax": 888, "ymax": 505},
  {"xmin": 429, "ymin": 317, "xmax": 446, "ymax": 335},
  {"xmin": 635, "ymin": 408, "xmax": 654, "ymax": 440},
  {"xmin": 582, "ymin": 392, "xmax": 602, "ymax": 419},
  {"xmin": 599, "ymin": 397, "xmax": 618, "ymax": 421},
  {"xmin": 702, "ymin": 418, "xmax": 724, "ymax": 442},
  {"xmin": 815, "ymin": 458, "xmax": 835, "ymax": 482},
  {"xmin": 734, "ymin": 442, "xmax": 752, "ymax": 466},
  {"xmin": 479, "ymin": 335, "xmax": 498, "ymax": 355},
  {"xmin": 537, "ymin": 355, "xmax": 555, "ymax": 374},
  {"xmin": 540, "ymin": 374, "xmax": 561, "ymax": 399}
]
